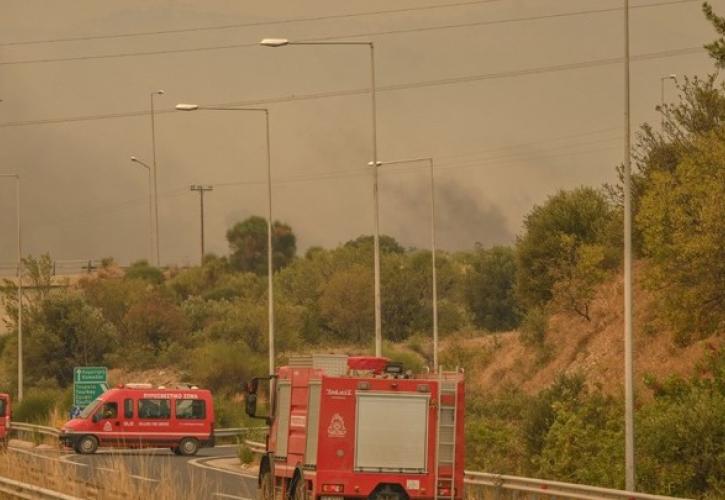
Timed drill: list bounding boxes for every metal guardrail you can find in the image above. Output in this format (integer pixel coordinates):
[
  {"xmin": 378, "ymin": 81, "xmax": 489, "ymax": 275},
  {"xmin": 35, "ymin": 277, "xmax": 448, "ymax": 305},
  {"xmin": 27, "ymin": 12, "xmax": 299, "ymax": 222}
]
[
  {"xmin": 214, "ymin": 426, "xmax": 266, "ymax": 438},
  {"xmin": 10, "ymin": 422, "xmax": 264, "ymax": 439},
  {"xmin": 0, "ymin": 475, "xmax": 82, "ymax": 500},
  {"xmin": 10, "ymin": 422, "xmax": 60, "ymax": 438},
  {"xmin": 464, "ymin": 471, "xmax": 691, "ymax": 500},
  {"xmin": 8, "ymin": 423, "xmax": 692, "ymax": 499}
]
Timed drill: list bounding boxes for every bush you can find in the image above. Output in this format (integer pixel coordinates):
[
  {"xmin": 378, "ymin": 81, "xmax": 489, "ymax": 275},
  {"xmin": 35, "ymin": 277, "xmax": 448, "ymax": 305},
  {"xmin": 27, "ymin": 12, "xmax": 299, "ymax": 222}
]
[
  {"xmin": 237, "ymin": 440, "xmax": 255, "ymax": 465},
  {"xmin": 13, "ymin": 387, "xmax": 63, "ymax": 424},
  {"xmin": 520, "ymin": 306, "xmax": 548, "ymax": 346}
]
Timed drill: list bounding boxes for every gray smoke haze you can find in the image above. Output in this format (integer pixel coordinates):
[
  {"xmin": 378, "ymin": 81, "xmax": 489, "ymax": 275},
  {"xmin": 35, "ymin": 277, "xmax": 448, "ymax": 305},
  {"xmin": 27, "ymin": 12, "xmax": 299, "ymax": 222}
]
[{"xmin": 1, "ymin": 0, "xmax": 723, "ymax": 267}]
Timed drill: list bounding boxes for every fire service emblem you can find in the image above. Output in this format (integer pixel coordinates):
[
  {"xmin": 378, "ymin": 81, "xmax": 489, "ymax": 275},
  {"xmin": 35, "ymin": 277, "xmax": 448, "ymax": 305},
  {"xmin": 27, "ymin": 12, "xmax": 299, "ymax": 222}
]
[{"xmin": 327, "ymin": 413, "xmax": 347, "ymax": 438}]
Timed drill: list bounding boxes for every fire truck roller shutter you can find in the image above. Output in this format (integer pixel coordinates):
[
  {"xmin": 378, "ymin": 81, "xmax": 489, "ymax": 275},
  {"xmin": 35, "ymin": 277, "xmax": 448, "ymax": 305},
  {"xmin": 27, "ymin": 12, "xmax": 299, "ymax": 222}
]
[
  {"xmin": 275, "ymin": 380, "xmax": 292, "ymax": 458},
  {"xmin": 304, "ymin": 381, "xmax": 322, "ymax": 466},
  {"xmin": 355, "ymin": 393, "xmax": 429, "ymax": 472}
]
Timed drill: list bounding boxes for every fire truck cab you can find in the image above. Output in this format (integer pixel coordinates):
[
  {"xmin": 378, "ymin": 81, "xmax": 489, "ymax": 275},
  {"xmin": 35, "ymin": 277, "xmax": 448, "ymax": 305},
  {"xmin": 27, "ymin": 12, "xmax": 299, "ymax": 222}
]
[
  {"xmin": 246, "ymin": 355, "xmax": 464, "ymax": 500},
  {"xmin": 0, "ymin": 393, "xmax": 10, "ymax": 448},
  {"xmin": 59, "ymin": 384, "xmax": 214, "ymax": 456}
]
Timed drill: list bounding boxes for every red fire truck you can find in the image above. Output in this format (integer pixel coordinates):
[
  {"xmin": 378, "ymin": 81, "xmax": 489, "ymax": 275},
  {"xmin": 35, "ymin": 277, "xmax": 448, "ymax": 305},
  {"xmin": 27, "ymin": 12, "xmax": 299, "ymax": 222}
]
[
  {"xmin": 0, "ymin": 393, "xmax": 10, "ymax": 448},
  {"xmin": 245, "ymin": 355, "xmax": 464, "ymax": 500},
  {"xmin": 59, "ymin": 384, "xmax": 214, "ymax": 455}
]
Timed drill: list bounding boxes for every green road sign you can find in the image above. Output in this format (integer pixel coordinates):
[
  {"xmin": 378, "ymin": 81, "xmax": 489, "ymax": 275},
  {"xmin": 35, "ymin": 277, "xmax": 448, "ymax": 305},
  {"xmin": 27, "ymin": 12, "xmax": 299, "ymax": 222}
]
[
  {"xmin": 73, "ymin": 367, "xmax": 108, "ymax": 408},
  {"xmin": 74, "ymin": 366, "xmax": 107, "ymax": 384}
]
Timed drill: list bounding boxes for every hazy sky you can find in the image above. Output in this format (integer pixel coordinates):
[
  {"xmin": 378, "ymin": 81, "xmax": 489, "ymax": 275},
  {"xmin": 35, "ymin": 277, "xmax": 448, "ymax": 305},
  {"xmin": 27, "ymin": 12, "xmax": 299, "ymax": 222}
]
[{"xmin": 1, "ymin": 0, "xmax": 723, "ymax": 269}]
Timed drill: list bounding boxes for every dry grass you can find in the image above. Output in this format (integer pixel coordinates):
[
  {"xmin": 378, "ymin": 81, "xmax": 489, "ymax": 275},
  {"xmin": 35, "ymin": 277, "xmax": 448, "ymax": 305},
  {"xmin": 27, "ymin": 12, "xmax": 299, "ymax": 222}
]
[{"xmin": 0, "ymin": 449, "xmax": 212, "ymax": 499}]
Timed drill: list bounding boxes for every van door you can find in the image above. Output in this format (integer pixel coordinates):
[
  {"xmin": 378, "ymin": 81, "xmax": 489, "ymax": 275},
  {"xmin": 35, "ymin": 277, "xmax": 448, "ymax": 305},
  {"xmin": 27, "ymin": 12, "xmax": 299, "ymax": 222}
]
[{"xmin": 92, "ymin": 398, "xmax": 123, "ymax": 446}]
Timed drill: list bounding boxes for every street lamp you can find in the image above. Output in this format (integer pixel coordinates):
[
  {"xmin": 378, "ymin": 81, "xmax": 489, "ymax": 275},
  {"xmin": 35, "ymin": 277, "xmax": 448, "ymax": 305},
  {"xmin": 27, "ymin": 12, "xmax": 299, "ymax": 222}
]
[
  {"xmin": 150, "ymin": 90, "xmax": 165, "ymax": 267},
  {"xmin": 1, "ymin": 174, "xmax": 22, "ymax": 400},
  {"xmin": 623, "ymin": 0, "xmax": 636, "ymax": 491},
  {"xmin": 260, "ymin": 37, "xmax": 383, "ymax": 357},
  {"xmin": 175, "ymin": 103, "xmax": 276, "ymax": 376},
  {"xmin": 370, "ymin": 157, "xmax": 439, "ymax": 370},
  {"xmin": 130, "ymin": 156, "xmax": 154, "ymax": 262},
  {"xmin": 190, "ymin": 184, "xmax": 214, "ymax": 264},
  {"xmin": 660, "ymin": 74, "xmax": 677, "ymax": 129}
]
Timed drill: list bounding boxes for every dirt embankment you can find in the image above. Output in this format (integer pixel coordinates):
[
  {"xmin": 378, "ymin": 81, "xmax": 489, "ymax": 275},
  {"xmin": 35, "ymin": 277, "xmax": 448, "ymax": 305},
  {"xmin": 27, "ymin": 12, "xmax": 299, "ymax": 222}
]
[{"xmin": 461, "ymin": 268, "xmax": 722, "ymax": 397}]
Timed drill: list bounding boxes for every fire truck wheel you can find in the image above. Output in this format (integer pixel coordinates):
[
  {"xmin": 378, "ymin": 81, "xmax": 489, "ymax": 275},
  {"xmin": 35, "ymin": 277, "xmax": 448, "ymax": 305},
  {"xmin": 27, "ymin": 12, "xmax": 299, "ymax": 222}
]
[
  {"xmin": 259, "ymin": 470, "xmax": 274, "ymax": 500},
  {"xmin": 369, "ymin": 484, "xmax": 408, "ymax": 500},
  {"xmin": 178, "ymin": 437, "xmax": 199, "ymax": 456},
  {"xmin": 77, "ymin": 435, "xmax": 98, "ymax": 455}
]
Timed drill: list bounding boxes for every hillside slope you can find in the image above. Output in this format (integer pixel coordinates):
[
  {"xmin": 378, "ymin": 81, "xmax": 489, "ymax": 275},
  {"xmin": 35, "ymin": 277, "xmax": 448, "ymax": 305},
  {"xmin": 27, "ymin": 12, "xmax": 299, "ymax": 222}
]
[{"xmin": 458, "ymin": 267, "xmax": 722, "ymax": 396}]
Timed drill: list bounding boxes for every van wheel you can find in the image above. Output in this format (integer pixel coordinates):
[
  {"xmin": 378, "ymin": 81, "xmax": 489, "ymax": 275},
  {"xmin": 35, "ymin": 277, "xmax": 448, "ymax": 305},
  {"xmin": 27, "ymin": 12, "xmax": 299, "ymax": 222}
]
[
  {"xmin": 178, "ymin": 437, "xmax": 199, "ymax": 456},
  {"xmin": 259, "ymin": 470, "xmax": 274, "ymax": 500},
  {"xmin": 78, "ymin": 435, "xmax": 98, "ymax": 455}
]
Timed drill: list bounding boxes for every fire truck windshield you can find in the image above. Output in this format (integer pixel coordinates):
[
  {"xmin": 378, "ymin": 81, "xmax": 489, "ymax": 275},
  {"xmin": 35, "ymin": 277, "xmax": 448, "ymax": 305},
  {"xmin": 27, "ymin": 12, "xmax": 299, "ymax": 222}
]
[{"xmin": 78, "ymin": 399, "xmax": 102, "ymax": 419}]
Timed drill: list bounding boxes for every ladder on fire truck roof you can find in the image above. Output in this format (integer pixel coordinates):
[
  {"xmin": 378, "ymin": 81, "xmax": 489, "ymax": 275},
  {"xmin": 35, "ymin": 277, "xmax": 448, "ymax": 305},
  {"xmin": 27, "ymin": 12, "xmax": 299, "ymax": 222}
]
[{"xmin": 434, "ymin": 371, "xmax": 459, "ymax": 500}]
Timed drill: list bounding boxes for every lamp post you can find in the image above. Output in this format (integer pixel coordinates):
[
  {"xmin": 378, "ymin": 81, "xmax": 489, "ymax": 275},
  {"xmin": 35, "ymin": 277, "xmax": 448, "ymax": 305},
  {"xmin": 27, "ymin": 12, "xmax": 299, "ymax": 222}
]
[
  {"xmin": 260, "ymin": 37, "xmax": 382, "ymax": 357},
  {"xmin": 370, "ymin": 157, "xmax": 439, "ymax": 370},
  {"xmin": 176, "ymin": 103, "xmax": 275, "ymax": 376},
  {"xmin": 623, "ymin": 0, "xmax": 636, "ymax": 491},
  {"xmin": 190, "ymin": 184, "xmax": 214, "ymax": 264},
  {"xmin": 1, "ymin": 174, "xmax": 22, "ymax": 400},
  {"xmin": 150, "ymin": 90, "xmax": 165, "ymax": 267},
  {"xmin": 660, "ymin": 74, "xmax": 677, "ymax": 129},
  {"xmin": 130, "ymin": 156, "xmax": 154, "ymax": 262}
]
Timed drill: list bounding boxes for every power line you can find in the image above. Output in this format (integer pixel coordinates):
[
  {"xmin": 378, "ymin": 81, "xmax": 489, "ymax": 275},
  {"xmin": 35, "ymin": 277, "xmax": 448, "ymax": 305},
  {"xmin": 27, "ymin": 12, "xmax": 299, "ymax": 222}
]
[
  {"xmin": 0, "ymin": 45, "xmax": 704, "ymax": 129},
  {"xmin": 0, "ymin": 0, "xmax": 507, "ymax": 47},
  {"xmin": 0, "ymin": 0, "xmax": 700, "ymax": 66}
]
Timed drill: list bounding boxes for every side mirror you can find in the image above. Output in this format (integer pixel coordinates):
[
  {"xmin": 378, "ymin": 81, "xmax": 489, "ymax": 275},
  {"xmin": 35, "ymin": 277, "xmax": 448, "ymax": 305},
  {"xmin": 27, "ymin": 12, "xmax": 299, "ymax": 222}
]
[
  {"xmin": 246, "ymin": 379, "xmax": 259, "ymax": 395},
  {"xmin": 245, "ymin": 393, "xmax": 257, "ymax": 418}
]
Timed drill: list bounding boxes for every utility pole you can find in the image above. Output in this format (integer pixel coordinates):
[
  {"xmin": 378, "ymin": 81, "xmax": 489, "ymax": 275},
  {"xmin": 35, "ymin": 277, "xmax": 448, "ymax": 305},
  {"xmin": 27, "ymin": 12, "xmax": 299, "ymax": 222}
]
[
  {"xmin": 1, "ymin": 174, "xmax": 22, "ymax": 400},
  {"xmin": 190, "ymin": 185, "xmax": 213, "ymax": 264},
  {"xmin": 623, "ymin": 0, "xmax": 636, "ymax": 491}
]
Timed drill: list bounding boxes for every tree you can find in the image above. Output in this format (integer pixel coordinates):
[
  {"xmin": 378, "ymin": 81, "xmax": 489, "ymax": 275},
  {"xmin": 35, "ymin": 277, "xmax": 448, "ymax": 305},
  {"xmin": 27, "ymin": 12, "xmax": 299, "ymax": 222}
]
[
  {"xmin": 463, "ymin": 246, "xmax": 520, "ymax": 331},
  {"xmin": 319, "ymin": 264, "xmax": 374, "ymax": 343},
  {"xmin": 226, "ymin": 216, "xmax": 296, "ymax": 274},
  {"xmin": 637, "ymin": 131, "xmax": 725, "ymax": 341},
  {"xmin": 124, "ymin": 260, "xmax": 164, "ymax": 284},
  {"xmin": 123, "ymin": 292, "xmax": 189, "ymax": 357},
  {"xmin": 550, "ymin": 237, "xmax": 607, "ymax": 321},
  {"xmin": 703, "ymin": 2, "xmax": 725, "ymax": 67},
  {"xmin": 4, "ymin": 292, "xmax": 117, "ymax": 387},
  {"xmin": 514, "ymin": 188, "xmax": 618, "ymax": 311},
  {"xmin": 344, "ymin": 234, "xmax": 405, "ymax": 255}
]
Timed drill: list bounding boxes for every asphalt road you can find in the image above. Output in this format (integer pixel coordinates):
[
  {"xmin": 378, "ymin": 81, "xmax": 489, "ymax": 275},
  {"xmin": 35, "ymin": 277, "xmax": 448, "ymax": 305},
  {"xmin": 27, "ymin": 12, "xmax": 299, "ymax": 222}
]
[{"xmin": 9, "ymin": 443, "xmax": 258, "ymax": 499}]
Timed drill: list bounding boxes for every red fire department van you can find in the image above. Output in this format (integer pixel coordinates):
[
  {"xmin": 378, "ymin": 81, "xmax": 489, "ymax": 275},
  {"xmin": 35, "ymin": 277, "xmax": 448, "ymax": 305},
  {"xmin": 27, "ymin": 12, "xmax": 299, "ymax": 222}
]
[
  {"xmin": 59, "ymin": 384, "xmax": 214, "ymax": 456},
  {"xmin": 245, "ymin": 355, "xmax": 465, "ymax": 500},
  {"xmin": 0, "ymin": 393, "xmax": 10, "ymax": 448}
]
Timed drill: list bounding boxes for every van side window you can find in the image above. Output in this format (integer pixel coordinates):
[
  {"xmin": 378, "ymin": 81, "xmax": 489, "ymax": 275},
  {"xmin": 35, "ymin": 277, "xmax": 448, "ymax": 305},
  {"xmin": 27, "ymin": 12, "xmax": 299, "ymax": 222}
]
[
  {"xmin": 124, "ymin": 399, "xmax": 134, "ymax": 419},
  {"xmin": 176, "ymin": 399, "xmax": 205, "ymax": 420},
  {"xmin": 100, "ymin": 402, "xmax": 117, "ymax": 419},
  {"xmin": 139, "ymin": 399, "xmax": 171, "ymax": 419},
  {"xmin": 0, "ymin": 400, "xmax": 5, "ymax": 418}
]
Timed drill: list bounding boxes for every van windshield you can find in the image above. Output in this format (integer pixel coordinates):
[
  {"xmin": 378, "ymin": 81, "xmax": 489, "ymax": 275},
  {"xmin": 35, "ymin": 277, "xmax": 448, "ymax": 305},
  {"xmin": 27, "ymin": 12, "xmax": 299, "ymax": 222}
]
[{"xmin": 78, "ymin": 399, "xmax": 102, "ymax": 419}]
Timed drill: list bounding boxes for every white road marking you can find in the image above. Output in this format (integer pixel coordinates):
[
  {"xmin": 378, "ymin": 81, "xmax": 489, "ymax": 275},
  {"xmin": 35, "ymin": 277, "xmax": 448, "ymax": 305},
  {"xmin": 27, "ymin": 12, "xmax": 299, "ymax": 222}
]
[
  {"xmin": 187, "ymin": 456, "xmax": 256, "ymax": 478},
  {"xmin": 213, "ymin": 493, "xmax": 250, "ymax": 500},
  {"xmin": 96, "ymin": 467, "xmax": 115, "ymax": 472}
]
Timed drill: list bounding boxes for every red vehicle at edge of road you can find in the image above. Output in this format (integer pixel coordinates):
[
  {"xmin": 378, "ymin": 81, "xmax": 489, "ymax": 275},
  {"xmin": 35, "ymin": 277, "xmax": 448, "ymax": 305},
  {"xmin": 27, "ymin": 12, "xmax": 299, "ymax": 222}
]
[
  {"xmin": 0, "ymin": 393, "xmax": 10, "ymax": 448},
  {"xmin": 245, "ymin": 355, "xmax": 465, "ymax": 500},
  {"xmin": 59, "ymin": 384, "xmax": 214, "ymax": 456}
]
